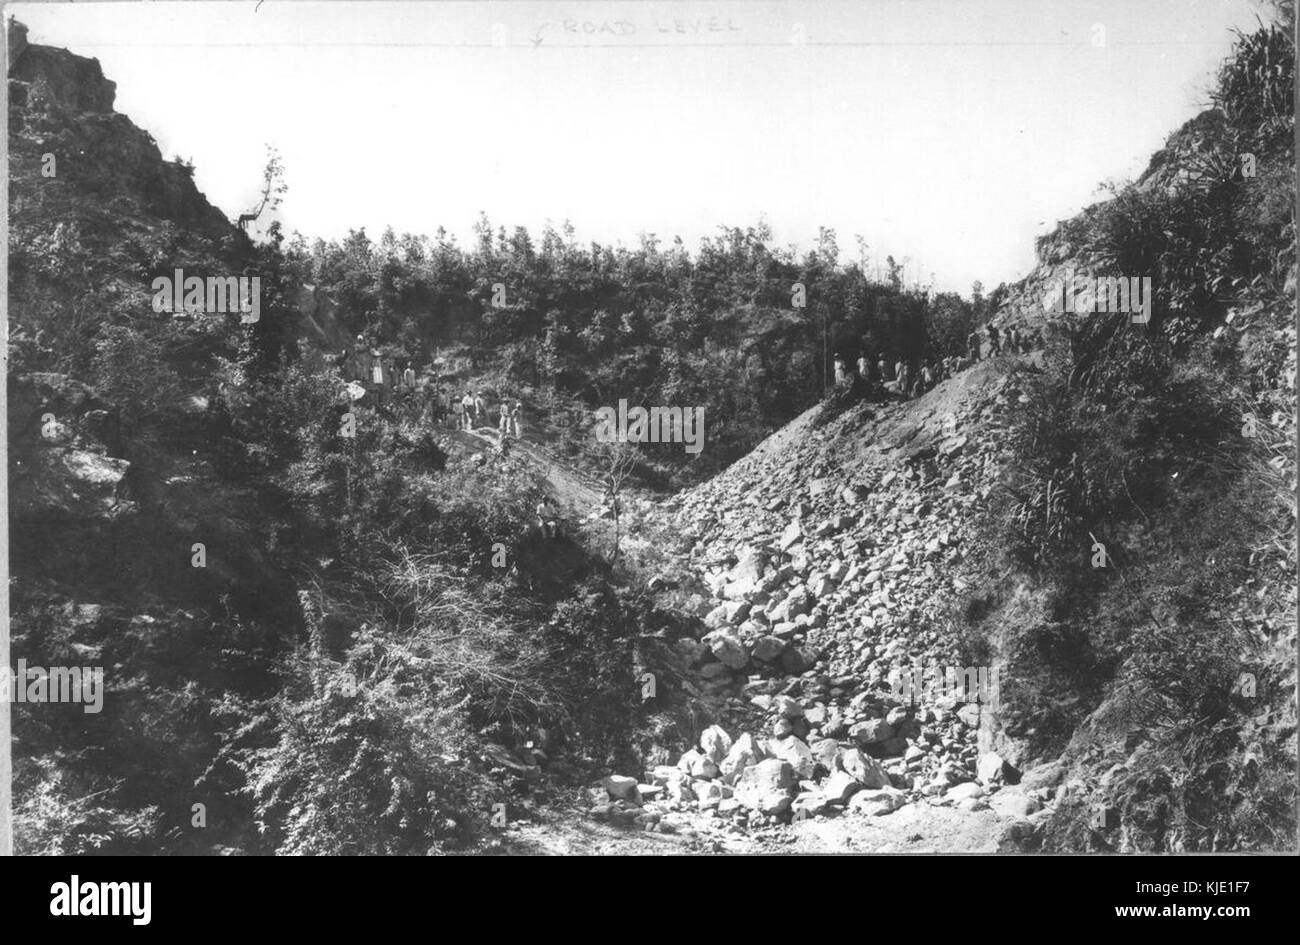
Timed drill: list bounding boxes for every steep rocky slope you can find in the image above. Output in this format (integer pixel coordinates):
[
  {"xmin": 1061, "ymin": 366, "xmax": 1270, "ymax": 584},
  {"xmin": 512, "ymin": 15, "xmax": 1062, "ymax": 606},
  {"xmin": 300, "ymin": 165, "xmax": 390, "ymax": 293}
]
[
  {"xmin": 6, "ymin": 20, "xmax": 316, "ymax": 852},
  {"xmin": 7, "ymin": 19, "xmax": 236, "ymax": 241},
  {"xmin": 594, "ymin": 358, "xmax": 1059, "ymax": 845}
]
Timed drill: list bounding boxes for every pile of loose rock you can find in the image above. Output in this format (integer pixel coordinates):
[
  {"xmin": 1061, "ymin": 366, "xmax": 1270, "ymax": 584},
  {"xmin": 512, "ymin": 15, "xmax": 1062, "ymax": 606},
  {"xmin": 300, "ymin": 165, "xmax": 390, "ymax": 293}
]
[
  {"xmin": 591, "ymin": 709, "xmax": 1044, "ymax": 833},
  {"xmin": 611, "ymin": 361, "xmax": 1047, "ymax": 829}
]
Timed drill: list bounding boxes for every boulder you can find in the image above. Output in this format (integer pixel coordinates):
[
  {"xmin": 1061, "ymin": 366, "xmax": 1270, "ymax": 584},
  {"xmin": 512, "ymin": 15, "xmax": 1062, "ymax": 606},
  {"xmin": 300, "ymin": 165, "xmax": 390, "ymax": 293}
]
[
  {"xmin": 734, "ymin": 759, "xmax": 796, "ymax": 815},
  {"xmin": 849, "ymin": 719, "xmax": 894, "ymax": 746},
  {"xmin": 766, "ymin": 736, "xmax": 816, "ymax": 779},
  {"xmin": 720, "ymin": 733, "xmax": 765, "ymax": 784},
  {"xmin": 603, "ymin": 775, "xmax": 641, "ymax": 803},
  {"xmin": 700, "ymin": 724, "xmax": 733, "ymax": 765},
  {"xmin": 847, "ymin": 787, "xmax": 906, "ymax": 816},
  {"xmin": 808, "ymin": 738, "xmax": 840, "ymax": 771},
  {"xmin": 779, "ymin": 519, "xmax": 802, "ymax": 551},
  {"xmin": 989, "ymin": 789, "xmax": 1040, "ymax": 818},
  {"xmin": 696, "ymin": 781, "xmax": 724, "ymax": 810},
  {"xmin": 708, "ymin": 631, "xmax": 749, "ymax": 670},
  {"xmin": 704, "ymin": 603, "xmax": 730, "ymax": 629},
  {"xmin": 722, "ymin": 600, "xmax": 751, "ymax": 624},
  {"xmin": 727, "ymin": 546, "xmax": 767, "ymax": 586},
  {"xmin": 977, "ymin": 752, "xmax": 1007, "ymax": 785},
  {"xmin": 945, "ymin": 781, "xmax": 984, "ymax": 803},
  {"xmin": 752, "ymin": 636, "xmax": 786, "ymax": 661},
  {"xmin": 773, "ymin": 695, "xmax": 803, "ymax": 718},
  {"xmin": 821, "ymin": 770, "xmax": 862, "ymax": 804},
  {"xmin": 780, "ymin": 646, "xmax": 817, "ymax": 674},
  {"xmin": 792, "ymin": 790, "xmax": 830, "ymax": 818},
  {"xmin": 837, "ymin": 747, "xmax": 890, "ymax": 789}
]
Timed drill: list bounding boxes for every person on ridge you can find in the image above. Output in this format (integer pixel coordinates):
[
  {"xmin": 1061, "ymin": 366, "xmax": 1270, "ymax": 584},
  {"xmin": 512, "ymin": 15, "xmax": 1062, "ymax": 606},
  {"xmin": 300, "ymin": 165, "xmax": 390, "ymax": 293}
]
[
  {"xmin": 536, "ymin": 497, "xmax": 559, "ymax": 539},
  {"xmin": 896, "ymin": 359, "xmax": 910, "ymax": 398},
  {"xmin": 986, "ymin": 323, "xmax": 1001, "ymax": 355},
  {"xmin": 509, "ymin": 401, "xmax": 523, "ymax": 439},
  {"xmin": 833, "ymin": 352, "xmax": 849, "ymax": 388},
  {"xmin": 460, "ymin": 390, "xmax": 475, "ymax": 430}
]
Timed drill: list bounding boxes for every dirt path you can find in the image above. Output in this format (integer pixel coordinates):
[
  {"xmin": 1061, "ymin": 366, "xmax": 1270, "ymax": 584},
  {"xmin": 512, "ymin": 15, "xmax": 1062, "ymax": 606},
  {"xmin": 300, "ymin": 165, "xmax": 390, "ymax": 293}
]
[
  {"xmin": 494, "ymin": 795, "xmax": 1012, "ymax": 855},
  {"xmin": 448, "ymin": 426, "xmax": 604, "ymax": 513}
]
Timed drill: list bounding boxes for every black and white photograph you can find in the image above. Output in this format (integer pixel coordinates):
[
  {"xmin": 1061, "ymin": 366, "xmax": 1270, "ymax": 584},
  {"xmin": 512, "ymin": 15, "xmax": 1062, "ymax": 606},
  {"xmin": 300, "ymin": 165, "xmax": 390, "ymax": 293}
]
[{"xmin": 1, "ymin": 0, "xmax": 1296, "ymax": 877}]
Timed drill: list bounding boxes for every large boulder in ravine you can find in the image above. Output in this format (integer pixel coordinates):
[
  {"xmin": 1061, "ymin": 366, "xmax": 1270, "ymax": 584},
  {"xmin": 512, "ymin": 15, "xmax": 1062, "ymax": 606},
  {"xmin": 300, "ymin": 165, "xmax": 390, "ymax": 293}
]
[{"xmin": 734, "ymin": 758, "xmax": 796, "ymax": 815}]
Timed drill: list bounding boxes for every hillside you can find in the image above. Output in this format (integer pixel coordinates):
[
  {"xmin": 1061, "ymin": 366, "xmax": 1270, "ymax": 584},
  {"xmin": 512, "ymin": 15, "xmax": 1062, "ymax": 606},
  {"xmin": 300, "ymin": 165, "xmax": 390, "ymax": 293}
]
[
  {"xmin": 611, "ymin": 18, "xmax": 1296, "ymax": 848},
  {"xmin": 5, "ymin": 18, "xmax": 661, "ymax": 855},
  {"xmin": 5, "ymin": 12, "xmax": 1295, "ymax": 856}
]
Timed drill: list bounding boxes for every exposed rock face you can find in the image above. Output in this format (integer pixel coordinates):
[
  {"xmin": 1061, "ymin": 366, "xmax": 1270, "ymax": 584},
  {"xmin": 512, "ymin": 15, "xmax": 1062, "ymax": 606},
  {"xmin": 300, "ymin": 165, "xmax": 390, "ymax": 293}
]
[
  {"xmin": 8, "ymin": 18, "xmax": 117, "ymax": 113},
  {"xmin": 14, "ymin": 446, "xmax": 133, "ymax": 520},
  {"xmin": 8, "ymin": 372, "xmax": 133, "ymax": 521},
  {"xmin": 990, "ymin": 108, "xmax": 1238, "ymax": 336},
  {"xmin": 8, "ymin": 19, "xmax": 237, "ymax": 239}
]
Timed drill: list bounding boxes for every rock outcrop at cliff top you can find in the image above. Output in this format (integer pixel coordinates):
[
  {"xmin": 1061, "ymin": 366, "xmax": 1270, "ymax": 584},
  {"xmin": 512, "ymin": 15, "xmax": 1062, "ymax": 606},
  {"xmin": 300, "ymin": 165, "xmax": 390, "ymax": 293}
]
[
  {"xmin": 8, "ymin": 18, "xmax": 237, "ymax": 240},
  {"xmin": 8, "ymin": 19, "xmax": 116, "ymax": 113}
]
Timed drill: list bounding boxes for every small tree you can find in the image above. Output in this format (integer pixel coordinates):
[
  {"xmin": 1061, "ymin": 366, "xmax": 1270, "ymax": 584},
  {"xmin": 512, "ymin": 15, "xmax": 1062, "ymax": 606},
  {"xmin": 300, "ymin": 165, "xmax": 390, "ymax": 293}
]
[
  {"xmin": 237, "ymin": 145, "xmax": 287, "ymax": 232},
  {"xmin": 598, "ymin": 441, "xmax": 637, "ymax": 564}
]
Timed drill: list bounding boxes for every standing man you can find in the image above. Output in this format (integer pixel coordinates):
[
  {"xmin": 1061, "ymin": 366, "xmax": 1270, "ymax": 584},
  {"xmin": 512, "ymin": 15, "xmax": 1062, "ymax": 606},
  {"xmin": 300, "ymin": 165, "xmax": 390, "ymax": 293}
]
[
  {"xmin": 833, "ymin": 352, "xmax": 849, "ymax": 388},
  {"xmin": 536, "ymin": 497, "xmax": 559, "ymax": 538},
  {"xmin": 473, "ymin": 390, "xmax": 487, "ymax": 427},
  {"xmin": 509, "ymin": 400, "xmax": 523, "ymax": 439},
  {"xmin": 352, "ymin": 335, "xmax": 371, "ymax": 384},
  {"xmin": 368, "ymin": 348, "xmax": 386, "ymax": 409},
  {"xmin": 967, "ymin": 329, "xmax": 981, "ymax": 363},
  {"xmin": 441, "ymin": 387, "xmax": 454, "ymax": 428},
  {"xmin": 986, "ymin": 324, "xmax": 1001, "ymax": 356},
  {"xmin": 857, "ymin": 352, "xmax": 872, "ymax": 383},
  {"xmin": 460, "ymin": 390, "xmax": 475, "ymax": 430}
]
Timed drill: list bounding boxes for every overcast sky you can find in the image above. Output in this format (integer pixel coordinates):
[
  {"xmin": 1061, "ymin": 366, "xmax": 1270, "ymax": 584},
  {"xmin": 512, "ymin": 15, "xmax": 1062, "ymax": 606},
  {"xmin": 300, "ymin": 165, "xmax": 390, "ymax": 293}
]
[{"xmin": 11, "ymin": 0, "xmax": 1263, "ymax": 293}]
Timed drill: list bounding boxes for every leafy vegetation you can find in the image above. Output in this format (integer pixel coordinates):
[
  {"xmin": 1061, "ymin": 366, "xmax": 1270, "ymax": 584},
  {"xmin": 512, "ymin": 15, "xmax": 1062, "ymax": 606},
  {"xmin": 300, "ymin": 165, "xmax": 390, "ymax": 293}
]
[{"xmin": 957, "ymin": 13, "xmax": 1296, "ymax": 851}]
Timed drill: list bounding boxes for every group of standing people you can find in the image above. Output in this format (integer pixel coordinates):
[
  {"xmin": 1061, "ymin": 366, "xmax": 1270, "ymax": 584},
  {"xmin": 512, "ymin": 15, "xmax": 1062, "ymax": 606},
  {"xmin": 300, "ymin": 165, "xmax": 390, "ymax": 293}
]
[
  {"xmin": 964, "ymin": 322, "xmax": 1034, "ymax": 362},
  {"xmin": 335, "ymin": 336, "xmax": 525, "ymax": 440},
  {"xmin": 832, "ymin": 322, "xmax": 1038, "ymax": 402},
  {"xmin": 838, "ymin": 353, "xmax": 951, "ymax": 400},
  {"xmin": 336, "ymin": 336, "xmax": 422, "ymax": 408},
  {"xmin": 438, "ymin": 389, "xmax": 523, "ymax": 438}
]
